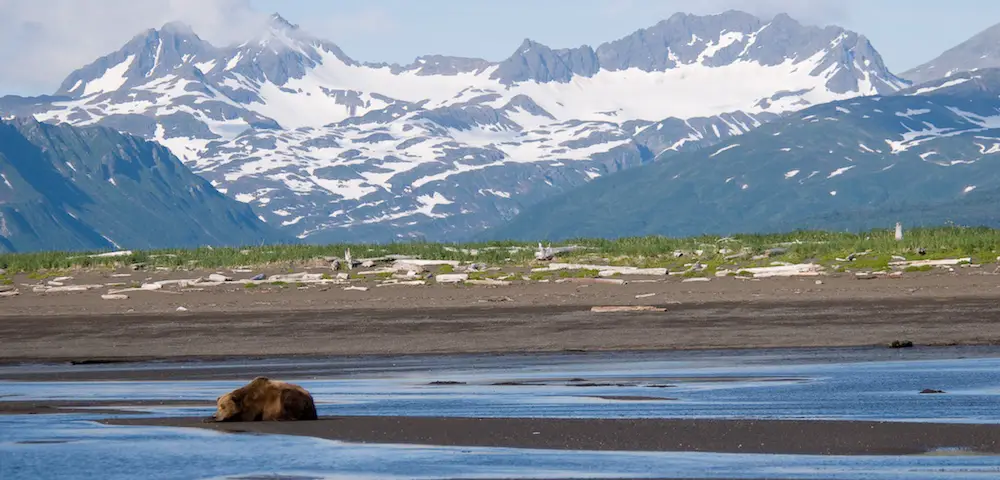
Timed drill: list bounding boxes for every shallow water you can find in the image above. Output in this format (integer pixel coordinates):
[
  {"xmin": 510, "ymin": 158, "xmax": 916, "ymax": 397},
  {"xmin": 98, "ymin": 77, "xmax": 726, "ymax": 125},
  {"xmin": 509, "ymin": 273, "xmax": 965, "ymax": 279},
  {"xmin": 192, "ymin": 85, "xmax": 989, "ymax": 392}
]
[{"xmin": 2, "ymin": 347, "xmax": 1000, "ymax": 479}]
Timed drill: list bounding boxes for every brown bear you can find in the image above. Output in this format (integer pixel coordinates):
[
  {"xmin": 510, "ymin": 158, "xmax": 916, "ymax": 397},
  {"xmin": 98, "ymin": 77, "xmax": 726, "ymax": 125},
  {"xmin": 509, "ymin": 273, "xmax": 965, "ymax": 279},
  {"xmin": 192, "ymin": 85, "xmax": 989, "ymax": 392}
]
[{"xmin": 213, "ymin": 376, "xmax": 318, "ymax": 422}]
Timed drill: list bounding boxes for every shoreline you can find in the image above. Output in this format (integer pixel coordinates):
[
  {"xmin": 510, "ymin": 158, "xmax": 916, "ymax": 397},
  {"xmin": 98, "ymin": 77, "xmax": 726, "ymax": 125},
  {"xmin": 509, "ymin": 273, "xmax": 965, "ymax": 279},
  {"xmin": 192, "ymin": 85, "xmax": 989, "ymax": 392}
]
[
  {"xmin": 4, "ymin": 295, "xmax": 1000, "ymax": 365},
  {"xmin": 101, "ymin": 416, "xmax": 1000, "ymax": 456}
]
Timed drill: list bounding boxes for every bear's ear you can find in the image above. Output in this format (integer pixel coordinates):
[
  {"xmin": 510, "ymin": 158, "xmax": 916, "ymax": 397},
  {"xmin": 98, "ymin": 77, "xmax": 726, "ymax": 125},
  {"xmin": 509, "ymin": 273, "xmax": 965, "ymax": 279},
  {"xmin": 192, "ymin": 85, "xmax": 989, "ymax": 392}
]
[
  {"xmin": 250, "ymin": 376, "xmax": 269, "ymax": 385},
  {"xmin": 230, "ymin": 393, "xmax": 243, "ymax": 408}
]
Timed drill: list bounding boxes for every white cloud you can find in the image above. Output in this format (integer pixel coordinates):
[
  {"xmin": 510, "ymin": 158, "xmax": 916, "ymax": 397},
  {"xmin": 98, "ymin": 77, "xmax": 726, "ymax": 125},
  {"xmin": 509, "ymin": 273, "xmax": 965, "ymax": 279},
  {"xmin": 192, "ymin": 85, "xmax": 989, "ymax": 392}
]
[{"xmin": 0, "ymin": 0, "xmax": 269, "ymax": 95}]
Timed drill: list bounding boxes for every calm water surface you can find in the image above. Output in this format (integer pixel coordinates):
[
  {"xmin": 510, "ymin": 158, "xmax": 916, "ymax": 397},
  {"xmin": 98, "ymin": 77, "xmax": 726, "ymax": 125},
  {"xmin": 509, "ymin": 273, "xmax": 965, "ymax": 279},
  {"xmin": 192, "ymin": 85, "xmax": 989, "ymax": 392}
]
[{"xmin": 2, "ymin": 347, "xmax": 1000, "ymax": 479}]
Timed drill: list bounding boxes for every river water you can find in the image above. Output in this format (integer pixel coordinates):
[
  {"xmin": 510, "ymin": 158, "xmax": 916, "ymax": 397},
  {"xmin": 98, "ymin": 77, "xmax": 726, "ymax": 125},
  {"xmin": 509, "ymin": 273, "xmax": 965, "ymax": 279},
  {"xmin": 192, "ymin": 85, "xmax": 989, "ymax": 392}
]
[{"xmin": 2, "ymin": 347, "xmax": 1000, "ymax": 479}]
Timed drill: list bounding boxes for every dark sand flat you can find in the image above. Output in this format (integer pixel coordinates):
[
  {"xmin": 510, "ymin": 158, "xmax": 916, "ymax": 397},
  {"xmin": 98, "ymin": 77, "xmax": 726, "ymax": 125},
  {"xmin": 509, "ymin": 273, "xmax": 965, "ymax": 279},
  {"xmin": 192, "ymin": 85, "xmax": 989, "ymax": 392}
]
[
  {"xmin": 0, "ymin": 399, "xmax": 212, "ymax": 415},
  {"xmin": 3, "ymin": 295, "xmax": 1000, "ymax": 365},
  {"xmin": 102, "ymin": 416, "xmax": 1000, "ymax": 456}
]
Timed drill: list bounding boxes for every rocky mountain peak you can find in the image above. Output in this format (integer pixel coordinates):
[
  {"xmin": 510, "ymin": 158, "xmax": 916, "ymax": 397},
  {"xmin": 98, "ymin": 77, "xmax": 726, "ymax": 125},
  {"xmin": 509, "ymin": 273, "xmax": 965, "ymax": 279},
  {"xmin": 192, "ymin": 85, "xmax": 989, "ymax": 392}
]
[
  {"xmin": 903, "ymin": 21, "xmax": 1000, "ymax": 85},
  {"xmin": 268, "ymin": 12, "xmax": 298, "ymax": 31}
]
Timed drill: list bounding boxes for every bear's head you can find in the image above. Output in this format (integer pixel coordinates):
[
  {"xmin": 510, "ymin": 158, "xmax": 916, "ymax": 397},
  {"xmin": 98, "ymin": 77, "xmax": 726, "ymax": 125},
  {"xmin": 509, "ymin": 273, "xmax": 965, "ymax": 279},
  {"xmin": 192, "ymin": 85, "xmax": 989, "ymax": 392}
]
[{"xmin": 213, "ymin": 392, "xmax": 241, "ymax": 422}]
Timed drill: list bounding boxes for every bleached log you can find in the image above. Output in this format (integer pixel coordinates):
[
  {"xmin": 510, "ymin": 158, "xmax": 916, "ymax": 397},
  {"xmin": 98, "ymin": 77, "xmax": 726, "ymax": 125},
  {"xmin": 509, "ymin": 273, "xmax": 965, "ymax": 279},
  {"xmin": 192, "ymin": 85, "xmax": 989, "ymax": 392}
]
[
  {"xmin": 889, "ymin": 258, "xmax": 971, "ymax": 268},
  {"xmin": 534, "ymin": 263, "xmax": 667, "ymax": 276},
  {"xmin": 591, "ymin": 306, "xmax": 666, "ymax": 313}
]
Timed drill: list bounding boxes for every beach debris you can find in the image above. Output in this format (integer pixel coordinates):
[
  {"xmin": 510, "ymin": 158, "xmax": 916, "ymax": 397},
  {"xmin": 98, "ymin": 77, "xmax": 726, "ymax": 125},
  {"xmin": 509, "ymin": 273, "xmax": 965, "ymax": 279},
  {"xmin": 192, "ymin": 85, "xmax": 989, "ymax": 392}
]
[
  {"xmin": 0, "ymin": 288, "xmax": 18, "ymax": 297},
  {"xmin": 436, "ymin": 273, "xmax": 469, "ymax": 284},
  {"xmin": 888, "ymin": 271, "xmax": 904, "ymax": 279},
  {"xmin": 250, "ymin": 273, "xmax": 266, "ymax": 281},
  {"xmin": 110, "ymin": 273, "xmax": 132, "ymax": 278},
  {"xmin": 591, "ymin": 306, "xmax": 666, "ymax": 313},
  {"xmin": 377, "ymin": 280, "xmax": 426, "ymax": 287},
  {"xmin": 535, "ymin": 243, "xmax": 586, "ymax": 261},
  {"xmin": 176, "ymin": 306, "xmax": 189, "ymax": 312},
  {"xmin": 892, "ymin": 255, "xmax": 906, "ymax": 262},
  {"xmin": 84, "ymin": 250, "xmax": 133, "ymax": 259},
  {"xmin": 358, "ymin": 268, "xmax": 396, "ymax": 276},
  {"xmin": 719, "ymin": 263, "xmax": 823, "ymax": 278},
  {"xmin": 889, "ymin": 257, "xmax": 972, "ymax": 268},
  {"xmin": 889, "ymin": 257, "xmax": 971, "ymax": 268},
  {"xmin": 343, "ymin": 286, "xmax": 369, "ymax": 292},
  {"xmin": 673, "ymin": 251, "xmax": 684, "ymax": 258},
  {"xmin": 682, "ymin": 277, "xmax": 711, "ymax": 283},
  {"xmin": 397, "ymin": 259, "xmax": 462, "ymax": 267},
  {"xmin": 101, "ymin": 294, "xmax": 129, "ymax": 300},
  {"xmin": 815, "ymin": 280, "xmax": 824, "ymax": 285},
  {"xmin": 33, "ymin": 284, "xmax": 104, "ymax": 293},
  {"xmin": 889, "ymin": 340, "xmax": 914, "ymax": 349},
  {"xmin": 345, "ymin": 248, "xmax": 352, "ymax": 270},
  {"xmin": 917, "ymin": 248, "xmax": 927, "ymax": 256},
  {"xmin": 635, "ymin": 293, "xmax": 657, "ymax": 299},
  {"xmin": 895, "ymin": 222, "xmax": 904, "ymax": 241},
  {"xmin": 207, "ymin": 273, "xmax": 232, "ymax": 283},
  {"xmin": 919, "ymin": 389, "xmax": 945, "ymax": 394},
  {"xmin": 264, "ymin": 273, "xmax": 326, "ymax": 283},
  {"xmin": 0, "ymin": 268, "xmax": 5, "ymax": 275},
  {"xmin": 557, "ymin": 277, "xmax": 627, "ymax": 285},
  {"xmin": 392, "ymin": 261, "xmax": 429, "ymax": 273},
  {"xmin": 534, "ymin": 263, "xmax": 667, "ymax": 276},
  {"xmin": 141, "ymin": 283, "xmax": 163, "ymax": 290},
  {"xmin": 855, "ymin": 272, "xmax": 879, "ymax": 280},
  {"xmin": 466, "ymin": 279, "xmax": 512, "ymax": 287},
  {"xmin": 765, "ymin": 247, "xmax": 788, "ymax": 257}
]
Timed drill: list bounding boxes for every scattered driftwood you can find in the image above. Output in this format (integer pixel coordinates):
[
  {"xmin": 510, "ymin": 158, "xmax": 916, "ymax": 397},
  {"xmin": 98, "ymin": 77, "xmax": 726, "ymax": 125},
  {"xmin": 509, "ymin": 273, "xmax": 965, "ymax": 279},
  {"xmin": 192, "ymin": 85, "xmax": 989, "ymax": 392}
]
[
  {"xmin": 919, "ymin": 389, "xmax": 945, "ymax": 394},
  {"xmin": 681, "ymin": 278, "xmax": 711, "ymax": 283},
  {"xmin": 343, "ymin": 286, "xmax": 369, "ymax": 292},
  {"xmin": 535, "ymin": 243, "xmax": 587, "ymax": 261},
  {"xmin": 436, "ymin": 274, "xmax": 469, "ymax": 284},
  {"xmin": 635, "ymin": 293, "xmax": 656, "ymax": 299},
  {"xmin": 728, "ymin": 263, "xmax": 823, "ymax": 278},
  {"xmin": 101, "ymin": 294, "xmax": 129, "ymax": 300},
  {"xmin": 591, "ymin": 306, "xmax": 666, "ymax": 313},
  {"xmin": 466, "ymin": 279, "xmax": 512, "ymax": 287},
  {"xmin": 399, "ymin": 259, "xmax": 462, "ymax": 267},
  {"xmin": 889, "ymin": 258, "xmax": 971, "ymax": 268},
  {"xmin": 207, "ymin": 273, "xmax": 232, "ymax": 283},
  {"xmin": 32, "ymin": 284, "xmax": 104, "ymax": 294},
  {"xmin": 534, "ymin": 263, "xmax": 667, "ymax": 276},
  {"xmin": 377, "ymin": 280, "xmax": 426, "ymax": 287},
  {"xmin": 557, "ymin": 278, "xmax": 627, "ymax": 285},
  {"xmin": 0, "ymin": 289, "xmax": 19, "ymax": 297}
]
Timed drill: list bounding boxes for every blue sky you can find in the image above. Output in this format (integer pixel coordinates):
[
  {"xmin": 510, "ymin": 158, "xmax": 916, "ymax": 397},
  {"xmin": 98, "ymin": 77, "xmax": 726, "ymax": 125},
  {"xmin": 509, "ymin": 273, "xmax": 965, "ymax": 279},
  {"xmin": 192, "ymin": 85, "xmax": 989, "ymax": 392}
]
[
  {"xmin": 2, "ymin": 0, "xmax": 1000, "ymax": 95},
  {"xmin": 248, "ymin": 0, "xmax": 1000, "ymax": 73}
]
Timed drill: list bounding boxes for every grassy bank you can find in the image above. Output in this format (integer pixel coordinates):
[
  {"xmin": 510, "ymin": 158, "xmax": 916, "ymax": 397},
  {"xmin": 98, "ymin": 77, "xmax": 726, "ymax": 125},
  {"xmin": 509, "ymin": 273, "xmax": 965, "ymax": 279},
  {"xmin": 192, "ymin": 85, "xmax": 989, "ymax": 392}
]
[{"xmin": 0, "ymin": 226, "xmax": 997, "ymax": 276}]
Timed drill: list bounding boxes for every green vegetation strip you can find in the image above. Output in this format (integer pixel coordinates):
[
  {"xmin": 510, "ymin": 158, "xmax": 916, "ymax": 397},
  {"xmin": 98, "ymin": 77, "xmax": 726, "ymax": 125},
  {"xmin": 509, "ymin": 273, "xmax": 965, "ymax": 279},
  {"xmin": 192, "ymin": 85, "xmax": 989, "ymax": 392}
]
[{"xmin": 0, "ymin": 227, "xmax": 997, "ymax": 275}]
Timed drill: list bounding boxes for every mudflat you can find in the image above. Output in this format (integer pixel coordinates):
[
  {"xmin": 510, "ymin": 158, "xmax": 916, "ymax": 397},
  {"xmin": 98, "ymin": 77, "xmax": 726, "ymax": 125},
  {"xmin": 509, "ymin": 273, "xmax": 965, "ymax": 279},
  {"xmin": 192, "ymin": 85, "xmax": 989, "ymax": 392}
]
[
  {"xmin": 0, "ymin": 296, "xmax": 999, "ymax": 363},
  {"xmin": 102, "ymin": 416, "xmax": 1000, "ymax": 456},
  {"xmin": 3, "ymin": 270, "xmax": 1000, "ymax": 363}
]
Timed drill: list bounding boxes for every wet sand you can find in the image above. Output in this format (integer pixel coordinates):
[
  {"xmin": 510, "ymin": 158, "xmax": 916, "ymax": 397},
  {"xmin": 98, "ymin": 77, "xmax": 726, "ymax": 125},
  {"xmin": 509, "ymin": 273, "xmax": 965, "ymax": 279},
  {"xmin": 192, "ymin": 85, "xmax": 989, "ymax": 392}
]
[
  {"xmin": 0, "ymin": 399, "xmax": 212, "ymax": 415},
  {"xmin": 102, "ymin": 416, "xmax": 1000, "ymax": 456},
  {"xmin": 2, "ymin": 294, "xmax": 1000, "ymax": 364}
]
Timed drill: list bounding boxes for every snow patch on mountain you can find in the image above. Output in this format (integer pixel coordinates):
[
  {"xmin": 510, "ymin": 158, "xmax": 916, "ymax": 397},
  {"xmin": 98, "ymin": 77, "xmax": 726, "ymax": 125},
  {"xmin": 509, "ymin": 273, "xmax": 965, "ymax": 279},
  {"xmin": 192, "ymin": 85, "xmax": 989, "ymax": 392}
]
[{"xmin": 1, "ymin": 10, "xmax": 909, "ymax": 242}]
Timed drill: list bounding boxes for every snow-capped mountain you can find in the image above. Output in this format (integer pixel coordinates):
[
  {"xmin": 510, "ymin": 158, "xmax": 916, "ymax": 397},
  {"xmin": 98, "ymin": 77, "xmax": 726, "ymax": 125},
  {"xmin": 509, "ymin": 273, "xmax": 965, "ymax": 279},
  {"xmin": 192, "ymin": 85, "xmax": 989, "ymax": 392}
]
[
  {"xmin": 0, "ymin": 118, "xmax": 287, "ymax": 253},
  {"xmin": 0, "ymin": 11, "xmax": 908, "ymax": 242},
  {"xmin": 903, "ymin": 21, "xmax": 1000, "ymax": 85},
  {"xmin": 488, "ymin": 69, "xmax": 1000, "ymax": 241}
]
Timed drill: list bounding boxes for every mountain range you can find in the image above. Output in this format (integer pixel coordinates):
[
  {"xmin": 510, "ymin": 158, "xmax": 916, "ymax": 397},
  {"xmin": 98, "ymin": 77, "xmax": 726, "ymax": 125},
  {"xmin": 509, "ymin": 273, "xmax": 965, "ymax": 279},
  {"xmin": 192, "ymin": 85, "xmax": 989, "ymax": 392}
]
[
  {"xmin": 0, "ymin": 10, "xmax": 910, "ymax": 247},
  {"xmin": 488, "ymin": 69, "xmax": 1000, "ymax": 240},
  {"xmin": 0, "ymin": 118, "xmax": 285, "ymax": 252}
]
